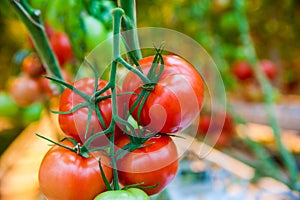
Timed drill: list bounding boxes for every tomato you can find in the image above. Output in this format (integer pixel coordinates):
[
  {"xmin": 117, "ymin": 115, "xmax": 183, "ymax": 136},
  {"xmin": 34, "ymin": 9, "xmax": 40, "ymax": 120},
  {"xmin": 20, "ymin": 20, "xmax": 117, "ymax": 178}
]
[
  {"xmin": 116, "ymin": 134, "xmax": 178, "ymax": 195},
  {"xmin": 231, "ymin": 60, "xmax": 254, "ymax": 81},
  {"xmin": 259, "ymin": 59, "xmax": 278, "ymax": 80},
  {"xmin": 39, "ymin": 69, "xmax": 73, "ymax": 97},
  {"xmin": 21, "ymin": 53, "xmax": 46, "ymax": 78},
  {"xmin": 8, "ymin": 75, "xmax": 42, "ymax": 107},
  {"xmin": 83, "ymin": 15, "xmax": 108, "ymax": 52},
  {"xmin": 122, "ymin": 55, "xmax": 205, "ymax": 133},
  {"xmin": 197, "ymin": 114, "xmax": 211, "ymax": 134},
  {"xmin": 0, "ymin": 92, "xmax": 19, "ymax": 118},
  {"xmin": 21, "ymin": 102, "xmax": 43, "ymax": 126},
  {"xmin": 197, "ymin": 112, "xmax": 235, "ymax": 148},
  {"xmin": 50, "ymin": 32, "xmax": 74, "ymax": 66},
  {"xmin": 58, "ymin": 77, "xmax": 123, "ymax": 145},
  {"xmin": 94, "ymin": 188, "xmax": 149, "ymax": 200},
  {"xmin": 39, "ymin": 140, "xmax": 112, "ymax": 200}
]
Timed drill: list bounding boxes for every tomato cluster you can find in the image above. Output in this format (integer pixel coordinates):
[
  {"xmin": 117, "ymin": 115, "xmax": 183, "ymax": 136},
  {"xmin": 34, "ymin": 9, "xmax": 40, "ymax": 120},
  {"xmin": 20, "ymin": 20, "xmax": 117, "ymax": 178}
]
[
  {"xmin": 231, "ymin": 59, "xmax": 278, "ymax": 82},
  {"xmin": 8, "ymin": 24, "xmax": 74, "ymax": 108},
  {"xmin": 38, "ymin": 54, "xmax": 205, "ymax": 199},
  {"xmin": 231, "ymin": 59, "xmax": 278, "ymax": 102},
  {"xmin": 8, "ymin": 52, "xmax": 72, "ymax": 107}
]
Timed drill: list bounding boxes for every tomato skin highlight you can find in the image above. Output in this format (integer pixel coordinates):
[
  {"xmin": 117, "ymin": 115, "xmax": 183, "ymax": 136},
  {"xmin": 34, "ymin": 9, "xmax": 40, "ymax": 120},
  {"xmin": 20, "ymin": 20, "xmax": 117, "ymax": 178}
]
[
  {"xmin": 58, "ymin": 77, "xmax": 123, "ymax": 145},
  {"xmin": 38, "ymin": 140, "xmax": 112, "ymax": 200},
  {"xmin": 115, "ymin": 134, "xmax": 178, "ymax": 195},
  {"xmin": 122, "ymin": 55, "xmax": 205, "ymax": 133},
  {"xmin": 94, "ymin": 188, "xmax": 149, "ymax": 200}
]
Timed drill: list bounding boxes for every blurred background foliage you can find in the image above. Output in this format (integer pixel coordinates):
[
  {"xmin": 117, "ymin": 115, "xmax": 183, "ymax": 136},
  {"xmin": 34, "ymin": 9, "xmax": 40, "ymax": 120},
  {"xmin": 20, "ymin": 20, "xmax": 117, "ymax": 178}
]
[
  {"xmin": 136, "ymin": 0, "xmax": 300, "ymax": 94},
  {"xmin": 1, "ymin": 0, "xmax": 300, "ymax": 92}
]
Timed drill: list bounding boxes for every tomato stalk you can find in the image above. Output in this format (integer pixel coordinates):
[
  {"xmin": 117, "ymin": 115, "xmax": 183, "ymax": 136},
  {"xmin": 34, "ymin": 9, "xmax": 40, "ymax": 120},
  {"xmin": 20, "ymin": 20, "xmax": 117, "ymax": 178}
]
[
  {"xmin": 233, "ymin": 0, "xmax": 299, "ymax": 192},
  {"xmin": 118, "ymin": 0, "xmax": 142, "ymax": 62},
  {"xmin": 107, "ymin": 8, "xmax": 126, "ymax": 190},
  {"xmin": 9, "ymin": 0, "xmax": 63, "ymax": 87}
]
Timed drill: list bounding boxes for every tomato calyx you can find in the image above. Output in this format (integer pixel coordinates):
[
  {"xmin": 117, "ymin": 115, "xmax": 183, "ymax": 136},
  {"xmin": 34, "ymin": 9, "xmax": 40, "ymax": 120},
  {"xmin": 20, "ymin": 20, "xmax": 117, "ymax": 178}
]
[
  {"xmin": 129, "ymin": 47, "xmax": 165, "ymax": 124},
  {"xmin": 140, "ymin": 82, "xmax": 156, "ymax": 91},
  {"xmin": 122, "ymin": 182, "xmax": 159, "ymax": 191},
  {"xmin": 47, "ymin": 60, "xmax": 117, "ymax": 142},
  {"xmin": 36, "ymin": 133, "xmax": 91, "ymax": 158},
  {"xmin": 115, "ymin": 130, "xmax": 156, "ymax": 160}
]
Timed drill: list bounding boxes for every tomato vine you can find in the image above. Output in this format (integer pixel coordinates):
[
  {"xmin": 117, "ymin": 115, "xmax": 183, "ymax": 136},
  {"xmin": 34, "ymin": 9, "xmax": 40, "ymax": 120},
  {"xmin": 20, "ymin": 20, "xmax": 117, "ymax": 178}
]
[{"xmin": 10, "ymin": 0, "xmax": 206, "ymax": 199}]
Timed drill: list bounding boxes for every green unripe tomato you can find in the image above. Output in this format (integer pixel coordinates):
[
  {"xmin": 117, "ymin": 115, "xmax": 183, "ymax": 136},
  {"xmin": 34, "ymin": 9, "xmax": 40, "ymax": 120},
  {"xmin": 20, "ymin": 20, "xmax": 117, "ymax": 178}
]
[
  {"xmin": 94, "ymin": 188, "xmax": 149, "ymax": 200},
  {"xmin": 83, "ymin": 15, "xmax": 108, "ymax": 52},
  {"xmin": 0, "ymin": 92, "xmax": 19, "ymax": 118},
  {"xmin": 21, "ymin": 103, "xmax": 43, "ymax": 125}
]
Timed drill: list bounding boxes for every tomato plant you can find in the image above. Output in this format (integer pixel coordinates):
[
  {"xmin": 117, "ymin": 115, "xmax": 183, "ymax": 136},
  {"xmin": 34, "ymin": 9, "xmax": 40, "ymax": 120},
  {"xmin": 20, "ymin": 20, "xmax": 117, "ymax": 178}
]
[
  {"xmin": 39, "ymin": 140, "xmax": 112, "ymax": 200},
  {"xmin": 122, "ymin": 55, "xmax": 205, "ymax": 133},
  {"xmin": 58, "ymin": 77, "xmax": 123, "ymax": 145},
  {"xmin": 231, "ymin": 60, "xmax": 253, "ymax": 81},
  {"xmin": 93, "ymin": 188, "xmax": 149, "ymax": 200},
  {"xmin": 50, "ymin": 32, "xmax": 74, "ymax": 66},
  {"xmin": 115, "ymin": 134, "xmax": 178, "ymax": 195},
  {"xmin": 8, "ymin": 75, "xmax": 42, "ymax": 107}
]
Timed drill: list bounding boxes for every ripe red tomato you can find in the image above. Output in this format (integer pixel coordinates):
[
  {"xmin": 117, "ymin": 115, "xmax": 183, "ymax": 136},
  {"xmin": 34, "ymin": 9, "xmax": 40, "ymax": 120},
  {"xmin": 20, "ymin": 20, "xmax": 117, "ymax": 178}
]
[
  {"xmin": 39, "ymin": 140, "xmax": 112, "ymax": 200},
  {"xmin": 21, "ymin": 53, "xmax": 46, "ymax": 78},
  {"xmin": 8, "ymin": 75, "xmax": 42, "ymax": 107},
  {"xmin": 231, "ymin": 60, "xmax": 253, "ymax": 81},
  {"xmin": 58, "ymin": 77, "xmax": 123, "ymax": 145},
  {"xmin": 122, "ymin": 55, "xmax": 205, "ymax": 133},
  {"xmin": 197, "ymin": 114, "xmax": 211, "ymax": 134},
  {"xmin": 116, "ymin": 134, "xmax": 178, "ymax": 195},
  {"xmin": 259, "ymin": 59, "xmax": 278, "ymax": 80},
  {"xmin": 197, "ymin": 112, "xmax": 235, "ymax": 147},
  {"xmin": 50, "ymin": 32, "xmax": 74, "ymax": 66}
]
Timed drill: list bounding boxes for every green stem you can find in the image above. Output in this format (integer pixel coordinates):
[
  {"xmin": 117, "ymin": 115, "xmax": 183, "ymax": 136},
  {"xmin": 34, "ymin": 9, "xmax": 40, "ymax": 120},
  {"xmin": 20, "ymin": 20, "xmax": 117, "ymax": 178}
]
[
  {"xmin": 117, "ymin": 57, "xmax": 151, "ymax": 84},
  {"xmin": 118, "ymin": 0, "xmax": 142, "ymax": 62},
  {"xmin": 108, "ymin": 8, "xmax": 126, "ymax": 190},
  {"xmin": 233, "ymin": 0, "xmax": 299, "ymax": 191},
  {"xmin": 10, "ymin": 0, "xmax": 63, "ymax": 85}
]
